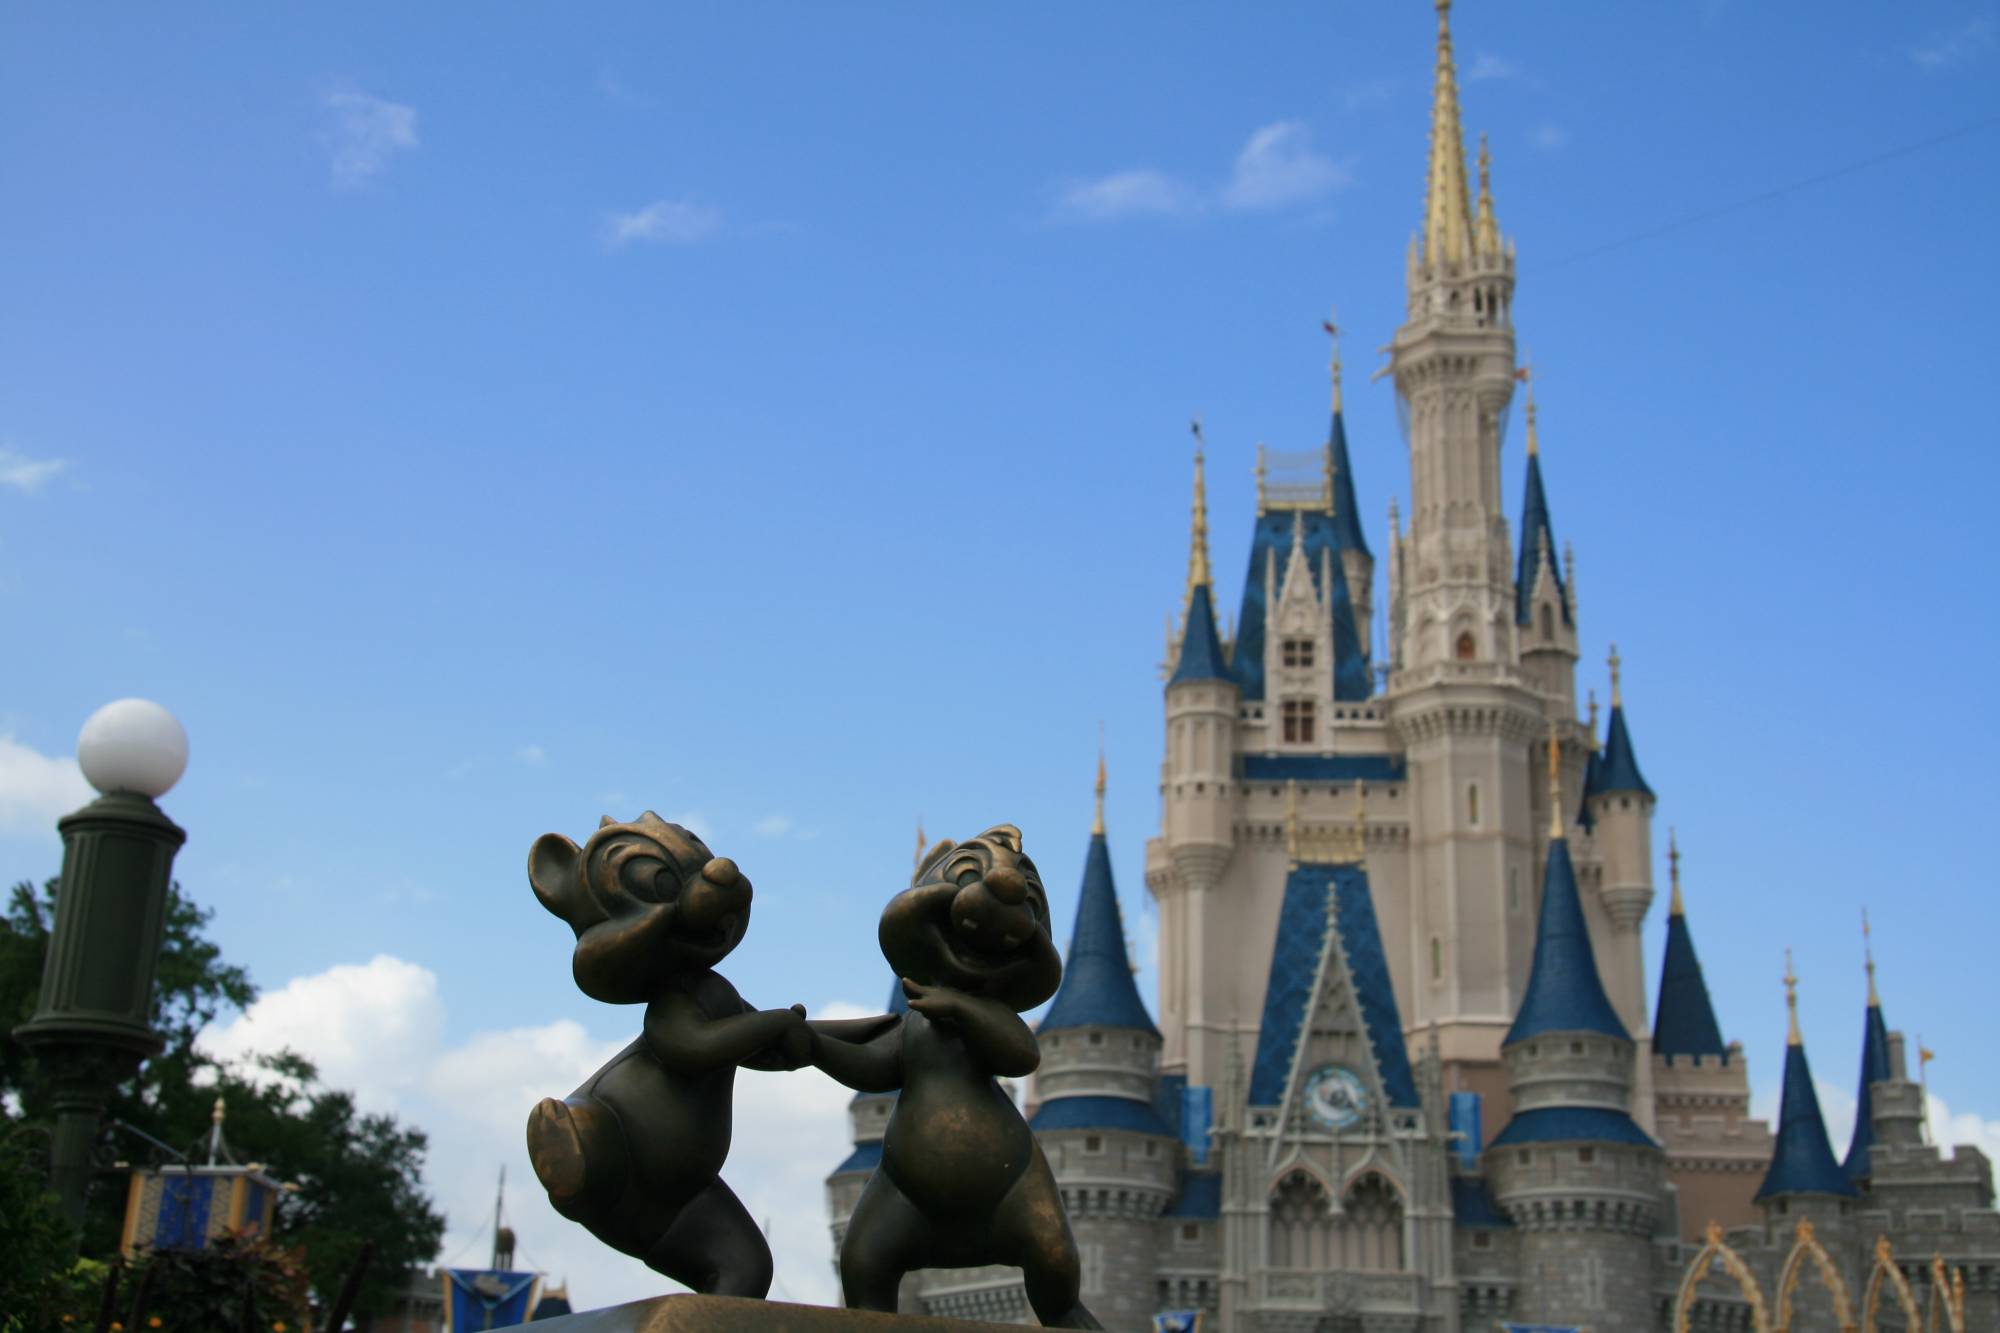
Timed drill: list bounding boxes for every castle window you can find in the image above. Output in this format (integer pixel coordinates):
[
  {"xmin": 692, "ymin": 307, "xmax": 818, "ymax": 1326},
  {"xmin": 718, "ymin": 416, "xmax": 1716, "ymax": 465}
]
[
  {"xmin": 1472, "ymin": 1231, "xmax": 1491, "ymax": 1249},
  {"xmin": 1181, "ymin": 1223, "xmax": 1200, "ymax": 1242},
  {"xmin": 1144, "ymin": 1140, "xmax": 1158, "ymax": 1157},
  {"xmin": 1281, "ymin": 700, "xmax": 1316, "ymax": 744},
  {"xmin": 1282, "ymin": 637, "xmax": 1314, "ymax": 668},
  {"xmin": 1085, "ymin": 1136, "xmax": 1103, "ymax": 1153},
  {"xmin": 1467, "ymin": 783, "xmax": 1481, "ymax": 826},
  {"xmin": 1089, "ymin": 1032, "xmax": 1103, "ymax": 1046},
  {"xmin": 1571, "ymin": 1042, "xmax": 1584, "ymax": 1055},
  {"xmin": 1430, "ymin": 936, "xmax": 1443, "ymax": 980},
  {"xmin": 1455, "ymin": 631, "xmax": 1476, "ymax": 660},
  {"xmin": 1539, "ymin": 603, "xmax": 1554, "ymax": 638},
  {"xmin": 1517, "ymin": 1150, "xmax": 1532, "ymax": 1166},
  {"xmin": 1578, "ymin": 1147, "xmax": 1596, "ymax": 1164}
]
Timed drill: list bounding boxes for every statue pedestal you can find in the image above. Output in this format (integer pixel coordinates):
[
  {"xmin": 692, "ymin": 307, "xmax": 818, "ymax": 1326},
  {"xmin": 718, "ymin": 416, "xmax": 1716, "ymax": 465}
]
[{"xmin": 522, "ymin": 1294, "xmax": 1023, "ymax": 1331}]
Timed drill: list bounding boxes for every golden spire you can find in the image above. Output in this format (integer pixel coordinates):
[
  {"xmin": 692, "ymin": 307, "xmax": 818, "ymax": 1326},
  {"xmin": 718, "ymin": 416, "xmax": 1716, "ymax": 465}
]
[
  {"xmin": 1421, "ymin": 0, "xmax": 1474, "ymax": 269},
  {"xmin": 1608, "ymin": 642, "xmax": 1623, "ymax": 707},
  {"xmin": 1784, "ymin": 948, "xmax": 1801, "ymax": 1046},
  {"xmin": 1092, "ymin": 724, "xmax": 1107, "ymax": 836},
  {"xmin": 1185, "ymin": 417, "xmax": 1212, "ymax": 605},
  {"xmin": 1863, "ymin": 907, "xmax": 1880, "ymax": 1007},
  {"xmin": 1546, "ymin": 723, "xmax": 1564, "ymax": 839},
  {"xmin": 1524, "ymin": 383, "xmax": 1540, "ymax": 457},
  {"xmin": 1323, "ymin": 308, "xmax": 1344, "ymax": 414},
  {"xmin": 1475, "ymin": 132, "xmax": 1500, "ymax": 258},
  {"xmin": 1668, "ymin": 828, "xmax": 1684, "ymax": 916}
]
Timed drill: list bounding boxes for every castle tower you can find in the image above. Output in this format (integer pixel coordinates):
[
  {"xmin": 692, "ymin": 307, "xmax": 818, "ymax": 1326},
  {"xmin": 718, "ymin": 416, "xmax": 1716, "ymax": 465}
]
[
  {"xmin": 1649, "ymin": 832, "xmax": 1772, "ymax": 1238},
  {"xmin": 1754, "ymin": 954, "xmax": 1858, "ymax": 1249},
  {"xmin": 1380, "ymin": 0, "xmax": 1567, "ymax": 1114},
  {"xmin": 1157, "ymin": 427, "xmax": 1240, "ymax": 1080},
  {"xmin": 1032, "ymin": 754, "xmax": 1176, "ymax": 1333},
  {"xmin": 1581, "ymin": 646, "xmax": 1657, "ymax": 1127},
  {"xmin": 1512, "ymin": 381, "xmax": 1578, "ymax": 715},
  {"xmin": 1487, "ymin": 737, "xmax": 1663, "ymax": 1331}
]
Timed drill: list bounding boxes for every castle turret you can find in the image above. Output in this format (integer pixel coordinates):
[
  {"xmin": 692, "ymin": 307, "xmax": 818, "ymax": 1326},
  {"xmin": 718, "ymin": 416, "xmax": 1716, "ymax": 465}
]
[
  {"xmin": 1034, "ymin": 754, "xmax": 1175, "ymax": 1333},
  {"xmin": 1755, "ymin": 954, "xmax": 1857, "ymax": 1246},
  {"xmin": 1581, "ymin": 646, "xmax": 1656, "ymax": 1119},
  {"xmin": 1649, "ymin": 833, "xmax": 1772, "ymax": 1239},
  {"xmin": 1843, "ymin": 913, "xmax": 1903, "ymax": 1185},
  {"xmin": 1160, "ymin": 425, "xmax": 1239, "ymax": 1080},
  {"xmin": 1488, "ymin": 735, "xmax": 1663, "ymax": 1331},
  {"xmin": 1513, "ymin": 381, "xmax": 1578, "ymax": 715}
]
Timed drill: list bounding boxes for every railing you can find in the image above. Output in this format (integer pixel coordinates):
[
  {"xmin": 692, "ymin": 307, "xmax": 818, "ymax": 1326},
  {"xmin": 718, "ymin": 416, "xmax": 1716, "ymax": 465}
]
[{"xmin": 1256, "ymin": 1269, "xmax": 1422, "ymax": 1312}]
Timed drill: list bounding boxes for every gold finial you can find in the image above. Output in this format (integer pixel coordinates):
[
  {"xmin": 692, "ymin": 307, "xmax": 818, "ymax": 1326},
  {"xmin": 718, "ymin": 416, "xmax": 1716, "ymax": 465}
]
[
  {"xmin": 1863, "ymin": 907, "xmax": 1879, "ymax": 1007},
  {"xmin": 1421, "ymin": 0, "xmax": 1473, "ymax": 270},
  {"xmin": 1322, "ymin": 308, "xmax": 1343, "ymax": 414},
  {"xmin": 1608, "ymin": 642, "xmax": 1623, "ymax": 707},
  {"xmin": 1284, "ymin": 779, "xmax": 1301, "ymax": 864},
  {"xmin": 1093, "ymin": 724, "xmax": 1107, "ymax": 836},
  {"xmin": 1586, "ymin": 688, "xmax": 1600, "ymax": 748},
  {"xmin": 1185, "ymin": 418, "xmax": 1212, "ymax": 604},
  {"xmin": 1475, "ymin": 132, "xmax": 1500, "ymax": 258},
  {"xmin": 1668, "ymin": 828, "xmax": 1684, "ymax": 916},
  {"xmin": 1784, "ymin": 948, "xmax": 1801, "ymax": 1046},
  {"xmin": 1796, "ymin": 1218, "xmax": 1815, "ymax": 1245},
  {"xmin": 1705, "ymin": 1220, "xmax": 1723, "ymax": 1247},
  {"xmin": 1546, "ymin": 723, "xmax": 1564, "ymax": 839}
]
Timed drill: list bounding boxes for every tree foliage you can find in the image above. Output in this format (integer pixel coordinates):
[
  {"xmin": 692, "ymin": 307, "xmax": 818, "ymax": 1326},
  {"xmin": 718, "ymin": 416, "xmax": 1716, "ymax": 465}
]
[{"xmin": 1, "ymin": 878, "xmax": 446, "ymax": 1321}]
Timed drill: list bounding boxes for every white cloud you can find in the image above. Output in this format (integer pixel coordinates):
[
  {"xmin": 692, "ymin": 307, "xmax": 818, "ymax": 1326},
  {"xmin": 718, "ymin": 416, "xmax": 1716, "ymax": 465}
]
[
  {"xmin": 604, "ymin": 199, "xmax": 724, "ymax": 248},
  {"xmin": 1054, "ymin": 168, "xmax": 1194, "ymax": 222},
  {"xmin": 1910, "ymin": 16, "xmax": 1996, "ymax": 68},
  {"xmin": 753, "ymin": 815, "xmax": 792, "ymax": 838},
  {"xmin": 321, "ymin": 89, "xmax": 419, "ymax": 189},
  {"xmin": 1532, "ymin": 123, "xmax": 1571, "ymax": 152},
  {"xmin": 0, "ymin": 735, "xmax": 93, "ymax": 837},
  {"xmin": 0, "ymin": 447, "xmax": 68, "ymax": 494},
  {"xmin": 516, "ymin": 744, "xmax": 546, "ymax": 765},
  {"xmin": 1341, "ymin": 77, "xmax": 1398, "ymax": 112},
  {"xmin": 201, "ymin": 957, "xmax": 870, "ymax": 1311},
  {"xmin": 1465, "ymin": 52, "xmax": 1520, "ymax": 82},
  {"xmin": 1220, "ymin": 121, "xmax": 1351, "ymax": 213},
  {"xmin": 1750, "ymin": 1075, "xmax": 2000, "ymax": 1175}
]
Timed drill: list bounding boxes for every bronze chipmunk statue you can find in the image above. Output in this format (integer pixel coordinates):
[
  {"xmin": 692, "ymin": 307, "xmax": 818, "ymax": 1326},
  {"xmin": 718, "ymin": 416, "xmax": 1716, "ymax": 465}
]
[
  {"xmin": 810, "ymin": 824, "xmax": 1103, "ymax": 1329},
  {"xmin": 523, "ymin": 812, "xmax": 814, "ymax": 1296}
]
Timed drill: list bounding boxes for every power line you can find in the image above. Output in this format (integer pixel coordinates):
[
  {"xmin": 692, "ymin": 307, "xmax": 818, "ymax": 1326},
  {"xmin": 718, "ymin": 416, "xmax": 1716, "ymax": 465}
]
[{"xmin": 1542, "ymin": 112, "xmax": 2000, "ymax": 270}]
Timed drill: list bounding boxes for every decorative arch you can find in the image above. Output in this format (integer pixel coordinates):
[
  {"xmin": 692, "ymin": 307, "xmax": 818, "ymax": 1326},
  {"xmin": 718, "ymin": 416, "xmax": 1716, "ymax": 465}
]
[
  {"xmin": 1339, "ymin": 1161, "xmax": 1406, "ymax": 1206},
  {"xmin": 1926, "ymin": 1253, "xmax": 1967, "ymax": 1333},
  {"xmin": 1774, "ymin": 1219, "xmax": 1855, "ymax": 1333},
  {"xmin": 1337, "ymin": 1170, "xmax": 1405, "ymax": 1272},
  {"xmin": 1266, "ymin": 1168, "xmax": 1332, "ymax": 1270},
  {"xmin": 1861, "ymin": 1235, "xmax": 1922, "ymax": 1333},
  {"xmin": 1673, "ymin": 1222, "xmax": 1772, "ymax": 1333}
]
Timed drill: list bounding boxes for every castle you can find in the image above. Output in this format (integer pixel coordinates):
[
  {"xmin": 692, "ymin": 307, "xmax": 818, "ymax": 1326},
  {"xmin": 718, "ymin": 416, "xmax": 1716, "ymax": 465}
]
[{"xmin": 827, "ymin": 4, "xmax": 1999, "ymax": 1328}]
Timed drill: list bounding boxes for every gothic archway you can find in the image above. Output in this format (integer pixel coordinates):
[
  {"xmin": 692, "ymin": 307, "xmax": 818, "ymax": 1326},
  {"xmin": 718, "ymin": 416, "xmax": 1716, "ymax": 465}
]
[
  {"xmin": 1268, "ymin": 1169, "xmax": 1332, "ymax": 1270},
  {"xmin": 1862, "ymin": 1235, "xmax": 1922, "ymax": 1332},
  {"xmin": 1925, "ymin": 1253, "xmax": 1967, "ymax": 1333},
  {"xmin": 1336, "ymin": 1171, "xmax": 1405, "ymax": 1272},
  {"xmin": 1673, "ymin": 1222, "xmax": 1772, "ymax": 1333},
  {"xmin": 1774, "ymin": 1219, "xmax": 1855, "ymax": 1333}
]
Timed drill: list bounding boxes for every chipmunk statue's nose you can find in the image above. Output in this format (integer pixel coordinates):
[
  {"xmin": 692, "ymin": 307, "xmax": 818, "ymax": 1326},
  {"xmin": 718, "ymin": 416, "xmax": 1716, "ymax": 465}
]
[
  {"xmin": 703, "ymin": 857, "xmax": 741, "ymax": 888},
  {"xmin": 984, "ymin": 865, "xmax": 1027, "ymax": 905}
]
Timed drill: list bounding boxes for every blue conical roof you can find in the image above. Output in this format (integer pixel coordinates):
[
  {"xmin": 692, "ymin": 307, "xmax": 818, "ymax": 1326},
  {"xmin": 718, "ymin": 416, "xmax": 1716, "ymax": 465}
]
[
  {"xmin": 1514, "ymin": 451, "xmax": 1568, "ymax": 626},
  {"xmin": 1653, "ymin": 909, "xmax": 1727, "ymax": 1061},
  {"xmin": 1170, "ymin": 582, "xmax": 1230, "ymax": 685},
  {"xmin": 1041, "ymin": 833, "xmax": 1157, "ymax": 1035},
  {"xmin": 1590, "ymin": 704, "xmax": 1653, "ymax": 800},
  {"xmin": 1328, "ymin": 411, "xmax": 1371, "ymax": 559},
  {"xmin": 1506, "ymin": 838, "xmax": 1628, "ymax": 1045},
  {"xmin": 1757, "ymin": 1038, "xmax": 1858, "ymax": 1200},
  {"xmin": 1843, "ymin": 1000, "xmax": 1893, "ymax": 1183}
]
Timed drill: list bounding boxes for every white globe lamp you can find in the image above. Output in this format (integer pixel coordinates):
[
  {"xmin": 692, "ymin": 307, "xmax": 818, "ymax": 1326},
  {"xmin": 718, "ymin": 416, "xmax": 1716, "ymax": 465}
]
[{"xmin": 77, "ymin": 698, "xmax": 189, "ymax": 799}]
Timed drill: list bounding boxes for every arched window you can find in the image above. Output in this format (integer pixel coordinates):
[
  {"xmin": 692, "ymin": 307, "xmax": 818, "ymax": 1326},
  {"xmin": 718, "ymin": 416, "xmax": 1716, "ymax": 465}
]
[
  {"xmin": 1337, "ymin": 1174, "xmax": 1406, "ymax": 1271},
  {"xmin": 1268, "ymin": 1171, "xmax": 1331, "ymax": 1269},
  {"xmin": 1539, "ymin": 603, "xmax": 1554, "ymax": 639},
  {"xmin": 1467, "ymin": 783, "xmax": 1481, "ymax": 826},
  {"xmin": 1455, "ymin": 631, "xmax": 1476, "ymax": 661}
]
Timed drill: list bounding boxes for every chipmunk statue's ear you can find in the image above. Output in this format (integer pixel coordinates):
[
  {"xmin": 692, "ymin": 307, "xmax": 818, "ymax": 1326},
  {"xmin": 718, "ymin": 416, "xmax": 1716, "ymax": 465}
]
[
  {"xmin": 530, "ymin": 832, "xmax": 598, "ymax": 934},
  {"xmin": 977, "ymin": 824, "xmax": 1023, "ymax": 853},
  {"xmin": 913, "ymin": 838, "xmax": 957, "ymax": 885}
]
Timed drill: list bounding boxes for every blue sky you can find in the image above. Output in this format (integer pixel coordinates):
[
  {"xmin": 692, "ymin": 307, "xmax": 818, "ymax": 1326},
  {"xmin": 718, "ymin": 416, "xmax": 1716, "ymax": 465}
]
[{"xmin": 3, "ymin": 0, "xmax": 1998, "ymax": 1307}]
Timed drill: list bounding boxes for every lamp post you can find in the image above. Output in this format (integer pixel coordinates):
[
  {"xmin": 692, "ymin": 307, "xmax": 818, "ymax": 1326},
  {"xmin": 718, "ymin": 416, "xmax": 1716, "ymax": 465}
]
[{"xmin": 15, "ymin": 699, "xmax": 189, "ymax": 1238}]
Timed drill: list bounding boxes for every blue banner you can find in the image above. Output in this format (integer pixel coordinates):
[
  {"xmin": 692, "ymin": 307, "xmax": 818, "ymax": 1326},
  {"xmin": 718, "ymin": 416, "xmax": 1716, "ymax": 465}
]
[
  {"xmin": 444, "ymin": 1269, "xmax": 539, "ymax": 1330},
  {"xmin": 1449, "ymin": 1091, "xmax": 1483, "ymax": 1170},
  {"xmin": 1154, "ymin": 1312, "xmax": 1204, "ymax": 1333},
  {"xmin": 1181, "ymin": 1085, "xmax": 1213, "ymax": 1166}
]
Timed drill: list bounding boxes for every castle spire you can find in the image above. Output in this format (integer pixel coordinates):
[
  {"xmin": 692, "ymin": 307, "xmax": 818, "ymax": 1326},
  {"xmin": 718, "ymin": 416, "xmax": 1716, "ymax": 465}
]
[
  {"xmin": 1652, "ymin": 831, "xmax": 1728, "ymax": 1061},
  {"xmin": 1171, "ymin": 420, "xmax": 1230, "ymax": 685},
  {"xmin": 1514, "ymin": 373, "xmax": 1569, "ymax": 628},
  {"xmin": 1506, "ymin": 769, "xmax": 1627, "ymax": 1045},
  {"xmin": 1092, "ymin": 726, "xmax": 1107, "ymax": 837},
  {"xmin": 1474, "ymin": 132, "xmax": 1501, "ymax": 258},
  {"xmin": 1040, "ymin": 754, "xmax": 1158, "ymax": 1035},
  {"xmin": 1545, "ymin": 724, "xmax": 1563, "ymax": 839},
  {"xmin": 1590, "ymin": 644, "xmax": 1654, "ymax": 799},
  {"xmin": 1757, "ymin": 953, "xmax": 1857, "ymax": 1200},
  {"xmin": 1323, "ymin": 308, "xmax": 1344, "ymax": 415},
  {"xmin": 1843, "ymin": 910, "xmax": 1895, "ymax": 1183},
  {"xmin": 1421, "ymin": 0, "xmax": 1475, "ymax": 268}
]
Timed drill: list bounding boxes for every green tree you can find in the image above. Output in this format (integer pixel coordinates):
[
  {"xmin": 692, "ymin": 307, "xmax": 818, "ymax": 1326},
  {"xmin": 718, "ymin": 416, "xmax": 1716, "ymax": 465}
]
[{"xmin": 2, "ymin": 878, "xmax": 446, "ymax": 1321}]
